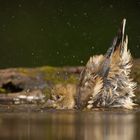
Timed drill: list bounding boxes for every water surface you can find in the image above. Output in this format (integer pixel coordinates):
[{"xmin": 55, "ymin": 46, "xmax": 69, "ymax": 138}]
[{"xmin": 0, "ymin": 110, "xmax": 140, "ymax": 140}]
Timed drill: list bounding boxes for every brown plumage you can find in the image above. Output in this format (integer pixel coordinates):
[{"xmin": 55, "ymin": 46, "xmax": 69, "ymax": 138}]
[
  {"xmin": 46, "ymin": 84, "xmax": 76, "ymax": 109},
  {"xmin": 77, "ymin": 19, "xmax": 137, "ymax": 109}
]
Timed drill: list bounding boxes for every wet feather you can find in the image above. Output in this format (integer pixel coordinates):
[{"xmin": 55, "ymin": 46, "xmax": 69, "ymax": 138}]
[{"xmin": 77, "ymin": 18, "xmax": 137, "ymax": 109}]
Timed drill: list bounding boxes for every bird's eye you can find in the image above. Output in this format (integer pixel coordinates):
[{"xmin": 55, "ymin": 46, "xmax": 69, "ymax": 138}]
[{"xmin": 56, "ymin": 95, "xmax": 60, "ymax": 99}]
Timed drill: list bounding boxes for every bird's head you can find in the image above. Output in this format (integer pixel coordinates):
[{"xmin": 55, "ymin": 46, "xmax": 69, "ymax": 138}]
[{"xmin": 47, "ymin": 84, "xmax": 76, "ymax": 109}]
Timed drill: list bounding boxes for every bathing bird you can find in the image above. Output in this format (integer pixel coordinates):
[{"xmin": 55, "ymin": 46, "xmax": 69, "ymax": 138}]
[{"xmin": 76, "ymin": 19, "xmax": 137, "ymax": 109}]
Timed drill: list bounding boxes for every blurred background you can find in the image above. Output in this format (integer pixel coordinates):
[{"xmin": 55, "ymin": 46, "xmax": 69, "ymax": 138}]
[{"xmin": 0, "ymin": 0, "xmax": 139, "ymax": 68}]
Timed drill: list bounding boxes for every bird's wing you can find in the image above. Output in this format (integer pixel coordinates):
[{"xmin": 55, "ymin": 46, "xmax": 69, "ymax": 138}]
[
  {"xmin": 77, "ymin": 55, "xmax": 104, "ymax": 109},
  {"xmin": 77, "ymin": 19, "xmax": 127, "ymax": 108},
  {"xmin": 79, "ymin": 55, "xmax": 104, "ymax": 87},
  {"xmin": 106, "ymin": 19, "xmax": 131, "ymax": 79},
  {"xmin": 103, "ymin": 19, "xmax": 136, "ymax": 100},
  {"xmin": 95, "ymin": 19, "xmax": 126, "ymax": 80}
]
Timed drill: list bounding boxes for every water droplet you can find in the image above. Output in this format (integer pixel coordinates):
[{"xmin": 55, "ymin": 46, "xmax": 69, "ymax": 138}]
[
  {"xmin": 66, "ymin": 22, "xmax": 71, "ymax": 27},
  {"xmin": 11, "ymin": 15, "xmax": 15, "ymax": 19},
  {"xmin": 41, "ymin": 28, "xmax": 44, "ymax": 31},
  {"xmin": 64, "ymin": 42, "xmax": 69, "ymax": 46},
  {"xmin": 2, "ymin": 24, "xmax": 6, "ymax": 28},
  {"xmin": 83, "ymin": 12, "xmax": 88, "ymax": 16},
  {"xmin": 82, "ymin": 32, "xmax": 87, "ymax": 36},
  {"xmin": 109, "ymin": 4, "xmax": 113, "ymax": 8},
  {"xmin": 56, "ymin": 51, "xmax": 60, "ymax": 55},
  {"xmin": 80, "ymin": 60, "xmax": 84, "ymax": 64},
  {"xmin": 18, "ymin": 4, "xmax": 22, "ymax": 7},
  {"xmin": 72, "ymin": 25, "xmax": 76, "ymax": 29},
  {"xmin": 73, "ymin": 14, "xmax": 78, "ymax": 17}
]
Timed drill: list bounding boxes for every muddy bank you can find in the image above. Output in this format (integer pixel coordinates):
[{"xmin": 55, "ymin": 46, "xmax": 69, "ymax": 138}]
[{"xmin": 0, "ymin": 59, "xmax": 139, "ymax": 111}]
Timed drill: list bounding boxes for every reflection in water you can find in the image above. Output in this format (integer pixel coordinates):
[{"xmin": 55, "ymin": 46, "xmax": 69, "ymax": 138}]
[
  {"xmin": 0, "ymin": 110, "xmax": 139, "ymax": 140},
  {"xmin": 75, "ymin": 112, "xmax": 136, "ymax": 140}
]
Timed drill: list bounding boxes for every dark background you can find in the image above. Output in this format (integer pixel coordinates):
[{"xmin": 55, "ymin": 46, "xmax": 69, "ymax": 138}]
[{"xmin": 0, "ymin": 0, "xmax": 140, "ymax": 68}]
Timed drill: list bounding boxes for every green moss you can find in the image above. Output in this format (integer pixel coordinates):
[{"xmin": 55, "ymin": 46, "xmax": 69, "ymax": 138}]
[
  {"xmin": 17, "ymin": 68, "xmax": 38, "ymax": 77},
  {"xmin": 39, "ymin": 66, "xmax": 59, "ymax": 74},
  {"xmin": 64, "ymin": 74, "xmax": 78, "ymax": 84},
  {"xmin": 40, "ymin": 66, "xmax": 79, "ymax": 85},
  {"xmin": 0, "ymin": 87, "xmax": 6, "ymax": 93}
]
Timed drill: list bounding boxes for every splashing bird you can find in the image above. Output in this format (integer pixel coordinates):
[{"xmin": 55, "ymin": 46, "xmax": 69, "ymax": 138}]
[{"xmin": 77, "ymin": 19, "xmax": 137, "ymax": 109}]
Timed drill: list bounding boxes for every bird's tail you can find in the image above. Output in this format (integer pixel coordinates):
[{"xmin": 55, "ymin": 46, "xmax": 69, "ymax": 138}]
[
  {"xmin": 105, "ymin": 18, "xmax": 126, "ymax": 58},
  {"xmin": 99, "ymin": 19, "xmax": 127, "ymax": 79}
]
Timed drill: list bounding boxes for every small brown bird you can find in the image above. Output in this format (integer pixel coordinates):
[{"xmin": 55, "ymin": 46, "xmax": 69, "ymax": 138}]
[{"xmin": 77, "ymin": 19, "xmax": 137, "ymax": 109}]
